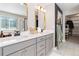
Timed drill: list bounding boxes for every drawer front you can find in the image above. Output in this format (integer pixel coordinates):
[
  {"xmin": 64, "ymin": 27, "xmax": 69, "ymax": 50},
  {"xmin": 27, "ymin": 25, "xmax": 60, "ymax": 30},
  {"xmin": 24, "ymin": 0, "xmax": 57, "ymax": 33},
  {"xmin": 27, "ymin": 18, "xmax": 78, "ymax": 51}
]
[
  {"xmin": 50, "ymin": 33, "xmax": 53, "ymax": 37},
  {"xmin": 37, "ymin": 40, "xmax": 45, "ymax": 52},
  {"xmin": 45, "ymin": 34, "xmax": 52, "ymax": 40},
  {"xmin": 37, "ymin": 49, "xmax": 45, "ymax": 56},
  {"xmin": 37, "ymin": 36, "xmax": 45, "ymax": 42},
  {"xmin": 0, "ymin": 48, "xmax": 2, "ymax": 56},
  {"xmin": 23, "ymin": 44, "xmax": 36, "ymax": 56},
  {"xmin": 3, "ymin": 38, "xmax": 36, "ymax": 56},
  {"xmin": 9, "ymin": 51, "xmax": 21, "ymax": 56},
  {"xmin": 9, "ymin": 45, "xmax": 36, "ymax": 56}
]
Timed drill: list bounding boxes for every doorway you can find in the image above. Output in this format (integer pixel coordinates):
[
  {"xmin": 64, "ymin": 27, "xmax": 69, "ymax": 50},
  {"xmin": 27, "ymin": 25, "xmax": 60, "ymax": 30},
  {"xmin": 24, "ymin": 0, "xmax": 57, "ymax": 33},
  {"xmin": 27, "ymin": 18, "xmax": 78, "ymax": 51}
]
[{"xmin": 65, "ymin": 13, "xmax": 79, "ymax": 43}]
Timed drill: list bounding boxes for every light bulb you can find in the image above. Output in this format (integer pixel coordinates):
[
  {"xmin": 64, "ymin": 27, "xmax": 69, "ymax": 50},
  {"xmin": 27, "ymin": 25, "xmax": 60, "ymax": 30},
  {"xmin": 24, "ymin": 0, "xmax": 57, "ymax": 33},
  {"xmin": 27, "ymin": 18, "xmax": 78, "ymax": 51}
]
[
  {"xmin": 43, "ymin": 9, "xmax": 46, "ymax": 12},
  {"xmin": 37, "ymin": 6, "xmax": 41, "ymax": 10},
  {"xmin": 41, "ymin": 8, "xmax": 44, "ymax": 12}
]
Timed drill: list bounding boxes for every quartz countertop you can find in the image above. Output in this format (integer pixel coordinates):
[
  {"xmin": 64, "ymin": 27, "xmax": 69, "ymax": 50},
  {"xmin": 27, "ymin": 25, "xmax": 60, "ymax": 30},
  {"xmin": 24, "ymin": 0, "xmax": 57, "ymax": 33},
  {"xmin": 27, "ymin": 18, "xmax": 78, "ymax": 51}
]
[{"xmin": 0, "ymin": 30, "xmax": 54, "ymax": 47}]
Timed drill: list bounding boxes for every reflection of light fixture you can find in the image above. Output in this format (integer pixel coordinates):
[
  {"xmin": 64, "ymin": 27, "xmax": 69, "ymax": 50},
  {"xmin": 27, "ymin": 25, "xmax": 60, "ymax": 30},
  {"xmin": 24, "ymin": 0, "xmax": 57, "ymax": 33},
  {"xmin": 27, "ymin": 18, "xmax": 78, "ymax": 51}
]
[
  {"xmin": 43, "ymin": 10, "xmax": 46, "ymax": 12},
  {"xmin": 36, "ymin": 6, "xmax": 41, "ymax": 10},
  {"xmin": 41, "ymin": 8, "xmax": 44, "ymax": 12},
  {"xmin": 36, "ymin": 6, "xmax": 46, "ymax": 12},
  {"xmin": 20, "ymin": 3, "xmax": 24, "ymax": 6}
]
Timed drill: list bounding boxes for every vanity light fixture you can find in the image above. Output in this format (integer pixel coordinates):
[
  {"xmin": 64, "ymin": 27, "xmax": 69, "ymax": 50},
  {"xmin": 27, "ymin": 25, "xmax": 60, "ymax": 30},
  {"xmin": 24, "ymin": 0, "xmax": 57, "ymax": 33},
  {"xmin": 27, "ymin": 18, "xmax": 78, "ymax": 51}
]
[
  {"xmin": 36, "ymin": 6, "xmax": 46, "ymax": 12},
  {"xmin": 36, "ymin": 6, "xmax": 41, "ymax": 10},
  {"xmin": 43, "ymin": 9, "xmax": 46, "ymax": 13}
]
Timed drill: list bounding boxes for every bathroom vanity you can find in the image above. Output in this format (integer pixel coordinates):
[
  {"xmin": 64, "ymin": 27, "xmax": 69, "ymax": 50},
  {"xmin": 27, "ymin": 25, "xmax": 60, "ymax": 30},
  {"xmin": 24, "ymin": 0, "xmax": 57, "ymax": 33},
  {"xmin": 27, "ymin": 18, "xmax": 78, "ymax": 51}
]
[{"xmin": 0, "ymin": 30, "xmax": 54, "ymax": 56}]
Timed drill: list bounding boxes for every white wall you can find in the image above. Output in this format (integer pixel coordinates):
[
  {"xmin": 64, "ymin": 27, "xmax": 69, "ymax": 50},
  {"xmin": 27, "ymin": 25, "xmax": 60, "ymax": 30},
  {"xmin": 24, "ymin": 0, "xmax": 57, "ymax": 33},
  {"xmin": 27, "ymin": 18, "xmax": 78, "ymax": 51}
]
[
  {"xmin": 0, "ymin": 3, "xmax": 26, "ymax": 16},
  {"xmin": 27, "ymin": 3, "xmax": 55, "ymax": 33},
  {"xmin": 45, "ymin": 4, "xmax": 55, "ymax": 33}
]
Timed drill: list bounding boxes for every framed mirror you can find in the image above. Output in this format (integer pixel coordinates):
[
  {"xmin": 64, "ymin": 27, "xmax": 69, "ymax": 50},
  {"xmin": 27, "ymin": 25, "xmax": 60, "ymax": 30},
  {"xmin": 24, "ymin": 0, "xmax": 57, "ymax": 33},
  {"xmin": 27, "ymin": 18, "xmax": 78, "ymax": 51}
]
[
  {"xmin": 35, "ymin": 6, "xmax": 46, "ymax": 31},
  {"xmin": 0, "ymin": 11, "xmax": 28, "ymax": 33},
  {"xmin": 55, "ymin": 4, "xmax": 63, "ymax": 48}
]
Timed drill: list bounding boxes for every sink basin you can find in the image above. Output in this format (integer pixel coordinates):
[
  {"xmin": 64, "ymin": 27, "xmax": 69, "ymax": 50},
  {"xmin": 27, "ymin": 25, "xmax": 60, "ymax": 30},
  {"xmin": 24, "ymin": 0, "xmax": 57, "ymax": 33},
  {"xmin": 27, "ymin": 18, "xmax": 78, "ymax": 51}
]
[
  {"xmin": 0, "ymin": 35, "xmax": 29, "ymax": 43},
  {"xmin": 0, "ymin": 38, "xmax": 6, "ymax": 42}
]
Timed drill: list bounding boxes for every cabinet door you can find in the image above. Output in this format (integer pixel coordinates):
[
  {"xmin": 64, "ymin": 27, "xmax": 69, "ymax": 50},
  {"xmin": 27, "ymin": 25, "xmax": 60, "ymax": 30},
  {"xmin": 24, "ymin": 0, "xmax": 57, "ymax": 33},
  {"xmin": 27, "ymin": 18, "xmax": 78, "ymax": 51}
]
[
  {"xmin": 46, "ymin": 34, "xmax": 53, "ymax": 55},
  {"xmin": 37, "ymin": 49, "xmax": 45, "ymax": 56},
  {"xmin": 3, "ymin": 38, "xmax": 36, "ymax": 56},
  {"xmin": 23, "ymin": 44, "xmax": 36, "ymax": 56},
  {"xmin": 37, "ymin": 40, "xmax": 45, "ymax": 52},
  {"xmin": 9, "ymin": 44, "xmax": 36, "ymax": 56},
  {"xmin": 9, "ymin": 51, "xmax": 21, "ymax": 56},
  {"xmin": 49, "ymin": 37, "xmax": 53, "ymax": 49}
]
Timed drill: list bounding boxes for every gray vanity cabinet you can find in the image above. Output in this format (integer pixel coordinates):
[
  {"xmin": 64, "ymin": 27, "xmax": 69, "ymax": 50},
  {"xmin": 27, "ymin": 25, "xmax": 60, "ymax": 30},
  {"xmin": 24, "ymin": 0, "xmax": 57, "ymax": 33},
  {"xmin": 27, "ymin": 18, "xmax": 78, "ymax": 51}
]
[
  {"xmin": 2, "ymin": 38, "xmax": 36, "ymax": 56},
  {"xmin": 9, "ymin": 44, "xmax": 36, "ymax": 56},
  {"xmin": 37, "ymin": 40, "xmax": 45, "ymax": 56},
  {"xmin": 46, "ymin": 34, "xmax": 53, "ymax": 55},
  {"xmin": 36, "ymin": 36, "xmax": 46, "ymax": 56},
  {"xmin": 37, "ymin": 48, "xmax": 45, "ymax": 56},
  {"xmin": 0, "ymin": 33, "xmax": 53, "ymax": 56},
  {"xmin": 46, "ymin": 38, "xmax": 50, "ymax": 55},
  {"xmin": 49, "ymin": 35, "xmax": 53, "ymax": 50}
]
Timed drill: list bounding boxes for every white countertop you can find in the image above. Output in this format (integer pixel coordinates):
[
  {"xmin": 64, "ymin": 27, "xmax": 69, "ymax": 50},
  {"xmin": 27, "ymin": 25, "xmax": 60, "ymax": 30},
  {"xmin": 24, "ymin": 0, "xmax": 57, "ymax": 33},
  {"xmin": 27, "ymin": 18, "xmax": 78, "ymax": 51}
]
[{"xmin": 0, "ymin": 30, "xmax": 54, "ymax": 47}]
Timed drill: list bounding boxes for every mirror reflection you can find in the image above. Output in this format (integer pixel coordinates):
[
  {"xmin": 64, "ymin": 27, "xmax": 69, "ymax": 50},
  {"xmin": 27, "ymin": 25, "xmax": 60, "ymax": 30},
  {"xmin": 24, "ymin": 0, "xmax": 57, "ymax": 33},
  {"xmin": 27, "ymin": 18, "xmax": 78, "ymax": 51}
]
[
  {"xmin": 0, "ymin": 11, "xmax": 27, "ymax": 37},
  {"xmin": 35, "ymin": 6, "xmax": 46, "ymax": 32}
]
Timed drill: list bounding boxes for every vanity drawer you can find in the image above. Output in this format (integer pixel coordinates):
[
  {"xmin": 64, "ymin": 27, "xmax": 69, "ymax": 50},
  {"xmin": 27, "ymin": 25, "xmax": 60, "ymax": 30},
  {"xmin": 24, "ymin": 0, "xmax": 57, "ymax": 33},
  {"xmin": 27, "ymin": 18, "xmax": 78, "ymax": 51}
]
[
  {"xmin": 47, "ymin": 34, "xmax": 53, "ymax": 38},
  {"xmin": 22, "ymin": 44, "xmax": 36, "ymax": 56},
  {"xmin": 3, "ymin": 38, "xmax": 36, "ymax": 56},
  {"xmin": 37, "ymin": 36, "xmax": 45, "ymax": 42},
  {"xmin": 9, "ymin": 44, "xmax": 36, "ymax": 56},
  {"xmin": 0, "ymin": 48, "xmax": 2, "ymax": 56},
  {"xmin": 37, "ymin": 40, "xmax": 45, "ymax": 52},
  {"xmin": 37, "ymin": 49, "xmax": 45, "ymax": 56}
]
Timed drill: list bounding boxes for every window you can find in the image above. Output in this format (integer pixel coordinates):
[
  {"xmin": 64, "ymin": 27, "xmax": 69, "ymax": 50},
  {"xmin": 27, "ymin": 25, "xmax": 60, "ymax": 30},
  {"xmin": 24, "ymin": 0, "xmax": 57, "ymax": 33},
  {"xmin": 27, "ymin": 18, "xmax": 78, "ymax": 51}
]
[
  {"xmin": 9, "ymin": 18, "xmax": 17, "ymax": 28},
  {"xmin": 0, "ymin": 16, "xmax": 17, "ymax": 31}
]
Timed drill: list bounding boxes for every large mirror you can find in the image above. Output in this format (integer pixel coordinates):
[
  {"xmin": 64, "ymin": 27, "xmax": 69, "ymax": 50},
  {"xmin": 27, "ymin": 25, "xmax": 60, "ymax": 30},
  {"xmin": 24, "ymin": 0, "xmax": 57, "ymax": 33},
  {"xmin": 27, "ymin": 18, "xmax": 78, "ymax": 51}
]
[
  {"xmin": 35, "ymin": 6, "xmax": 46, "ymax": 31},
  {"xmin": 55, "ymin": 4, "xmax": 63, "ymax": 48},
  {"xmin": 0, "ymin": 11, "xmax": 28, "ymax": 32},
  {"xmin": 0, "ymin": 3, "xmax": 28, "ymax": 37}
]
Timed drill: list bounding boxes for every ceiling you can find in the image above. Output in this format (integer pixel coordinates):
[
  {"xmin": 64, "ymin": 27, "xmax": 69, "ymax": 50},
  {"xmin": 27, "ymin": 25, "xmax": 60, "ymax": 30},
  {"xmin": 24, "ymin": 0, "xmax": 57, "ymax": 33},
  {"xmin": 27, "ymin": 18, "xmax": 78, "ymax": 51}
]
[{"xmin": 57, "ymin": 3, "xmax": 79, "ymax": 12}]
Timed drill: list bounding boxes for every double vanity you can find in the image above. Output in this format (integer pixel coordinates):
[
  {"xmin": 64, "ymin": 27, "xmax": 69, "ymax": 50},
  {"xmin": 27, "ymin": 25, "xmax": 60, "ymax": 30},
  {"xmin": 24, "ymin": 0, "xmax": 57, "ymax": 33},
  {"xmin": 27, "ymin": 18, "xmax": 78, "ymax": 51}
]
[{"xmin": 0, "ymin": 30, "xmax": 54, "ymax": 56}]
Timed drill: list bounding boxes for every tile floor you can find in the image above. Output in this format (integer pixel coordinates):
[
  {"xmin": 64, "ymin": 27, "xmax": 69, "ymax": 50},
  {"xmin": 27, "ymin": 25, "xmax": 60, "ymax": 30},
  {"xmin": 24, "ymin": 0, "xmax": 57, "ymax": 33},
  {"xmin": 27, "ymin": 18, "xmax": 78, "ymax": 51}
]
[{"xmin": 49, "ymin": 35, "xmax": 79, "ymax": 56}]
